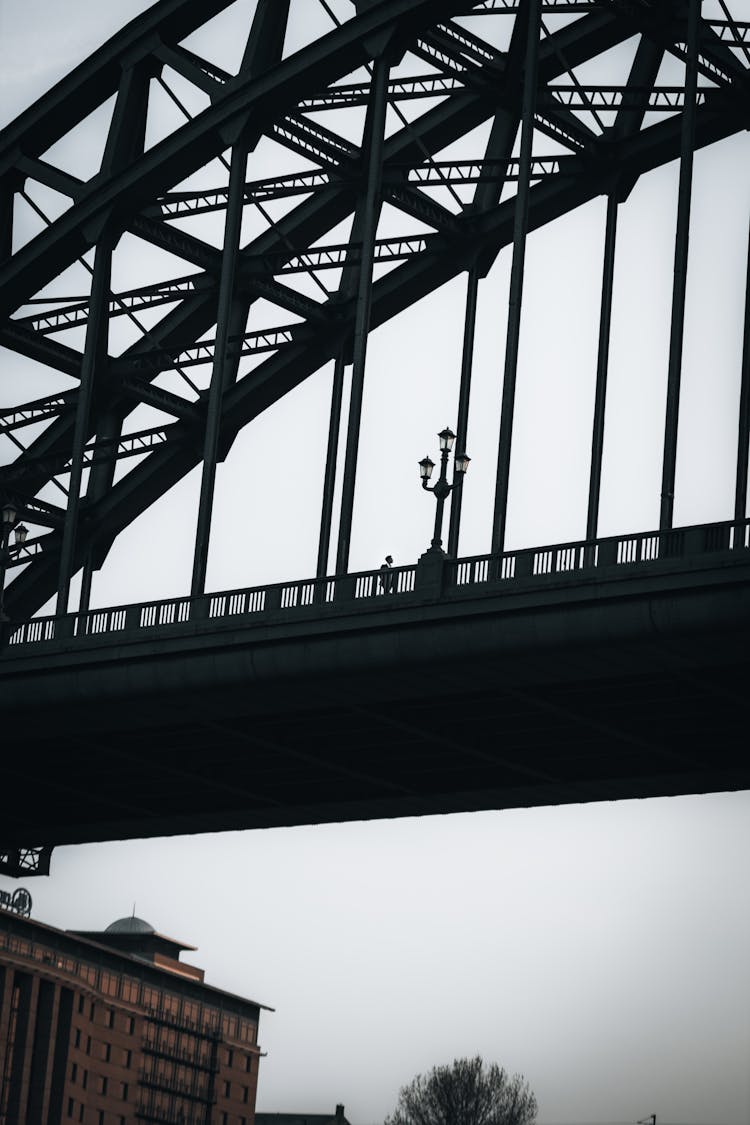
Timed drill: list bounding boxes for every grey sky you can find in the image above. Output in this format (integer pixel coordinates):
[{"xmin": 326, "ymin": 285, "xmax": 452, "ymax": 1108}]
[{"xmin": 1, "ymin": 2, "xmax": 750, "ymax": 1123}]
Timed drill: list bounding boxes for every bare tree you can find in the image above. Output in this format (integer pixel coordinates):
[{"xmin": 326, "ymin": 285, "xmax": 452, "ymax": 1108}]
[{"xmin": 384, "ymin": 1056, "xmax": 537, "ymax": 1125}]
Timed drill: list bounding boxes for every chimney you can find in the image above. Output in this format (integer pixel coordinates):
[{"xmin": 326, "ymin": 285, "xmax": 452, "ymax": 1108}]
[{"xmin": 335, "ymin": 1107, "xmax": 345, "ymax": 1123}]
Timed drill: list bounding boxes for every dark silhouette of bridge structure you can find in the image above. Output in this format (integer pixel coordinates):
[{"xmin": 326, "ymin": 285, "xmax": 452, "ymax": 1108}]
[{"xmin": 2, "ymin": 0, "xmax": 750, "ymax": 876}]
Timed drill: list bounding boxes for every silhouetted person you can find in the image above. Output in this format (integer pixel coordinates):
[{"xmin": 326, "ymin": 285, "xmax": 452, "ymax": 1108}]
[{"xmin": 379, "ymin": 554, "xmax": 394, "ymax": 593}]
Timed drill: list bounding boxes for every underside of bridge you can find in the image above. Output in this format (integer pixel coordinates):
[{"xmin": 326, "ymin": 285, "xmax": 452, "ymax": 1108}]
[
  {"xmin": 2, "ymin": 2, "xmax": 750, "ymax": 872},
  {"xmin": 2, "ymin": 545, "xmax": 750, "ymax": 856}
]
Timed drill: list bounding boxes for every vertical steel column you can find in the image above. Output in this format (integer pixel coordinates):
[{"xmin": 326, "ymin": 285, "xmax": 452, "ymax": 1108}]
[
  {"xmin": 335, "ymin": 53, "xmax": 390, "ymax": 574},
  {"xmin": 317, "ymin": 352, "xmax": 346, "ymax": 577},
  {"xmin": 75, "ymin": 62, "xmax": 151, "ymax": 615},
  {"xmin": 491, "ymin": 0, "xmax": 541, "ymax": 554},
  {"xmin": 191, "ymin": 140, "xmax": 247, "ymax": 597},
  {"xmin": 587, "ymin": 192, "xmax": 619, "ymax": 542},
  {"xmin": 0, "ymin": 525, "xmax": 11, "ymax": 628},
  {"xmin": 78, "ymin": 404, "xmax": 121, "ymax": 615},
  {"xmin": 447, "ymin": 267, "xmax": 480, "ymax": 558},
  {"xmin": 78, "ymin": 558, "xmax": 94, "ymax": 618},
  {"xmin": 56, "ymin": 235, "xmax": 113, "ymax": 616},
  {"xmin": 0, "ymin": 181, "xmax": 13, "ymax": 262},
  {"xmin": 660, "ymin": 0, "xmax": 700, "ymax": 530},
  {"xmin": 735, "ymin": 217, "xmax": 750, "ymax": 523}
]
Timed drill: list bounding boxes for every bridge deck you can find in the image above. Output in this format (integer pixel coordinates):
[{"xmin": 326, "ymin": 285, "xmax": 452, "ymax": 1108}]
[{"xmin": 2, "ymin": 520, "xmax": 750, "ymax": 853}]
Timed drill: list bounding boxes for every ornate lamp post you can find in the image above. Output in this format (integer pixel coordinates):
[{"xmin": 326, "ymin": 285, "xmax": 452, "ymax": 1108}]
[
  {"xmin": 418, "ymin": 427, "xmax": 470, "ymax": 554},
  {"xmin": 0, "ymin": 502, "xmax": 28, "ymax": 626}
]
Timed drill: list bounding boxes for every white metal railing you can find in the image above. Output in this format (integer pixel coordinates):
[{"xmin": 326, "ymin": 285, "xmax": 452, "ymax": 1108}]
[{"xmin": 6, "ymin": 519, "xmax": 747, "ymax": 649}]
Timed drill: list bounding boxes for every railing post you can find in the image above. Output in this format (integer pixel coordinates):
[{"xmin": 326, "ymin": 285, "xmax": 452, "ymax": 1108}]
[
  {"xmin": 682, "ymin": 525, "xmax": 708, "ymax": 556},
  {"xmin": 124, "ymin": 605, "xmax": 142, "ymax": 631},
  {"xmin": 334, "ymin": 575, "xmax": 357, "ymax": 602},
  {"xmin": 264, "ymin": 587, "xmax": 282, "ymax": 613},
  {"xmin": 514, "ymin": 549, "xmax": 535, "ymax": 578},
  {"xmin": 312, "ymin": 578, "xmax": 328, "ymax": 607},
  {"xmin": 734, "ymin": 519, "xmax": 750, "ymax": 551},
  {"xmin": 415, "ymin": 551, "xmax": 446, "ymax": 598},
  {"xmin": 189, "ymin": 596, "xmax": 211, "ymax": 622},
  {"xmin": 56, "ymin": 614, "xmax": 77, "ymax": 640},
  {"xmin": 659, "ymin": 528, "xmax": 683, "ymax": 558},
  {"xmin": 487, "ymin": 554, "xmax": 504, "ymax": 583},
  {"xmin": 598, "ymin": 538, "xmax": 619, "ymax": 567},
  {"xmin": 443, "ymin": 558, "xmax": 458, "ymax": 593}
]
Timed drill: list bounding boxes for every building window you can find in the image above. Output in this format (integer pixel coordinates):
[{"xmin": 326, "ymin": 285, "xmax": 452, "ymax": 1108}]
[
  {"xmin": 70, "ymin": 1063, "xmax": 77, "ymax": 1082},
  {"xmin": 78, "ymin": 995, "xmax": 85, "ymax": 1014},
  {"xmin": 124, "ymin": 1049, "xmax": 132, "ymax": 1068},
  {"xmin": 127, "ymin": 1015, "xmax": 135, "ymax": 1035},
  {"xmin": 242, "ymin": 1086, "xmax": 249, "ymax": 1103},
  {"xmin": 98, "ymin": 1113, "xmax": 105, "ymax": 1125},
  {"xmin": 99, "ymin": 1076, "xmax": 108, "ymax": 1095},
  {"xmin": 82, "ymin": 1070, "xmax": 88, "ymax": 1091},
  {"xmin": 106, "ymin": 1008, "xmax": 114, "ymax": 1028},
  {"xmin": 86, "ymin": 1035, "xmax": 91, "ymax": 1055},
  {"xmin": 121, "ymin": 1082, "xmax": 129, "ymax": 1100},
  {"xmin": 74, "ymin": 1028, "xmax": 81, "ymax": 1048},
  {"xmin": 142, "ymin": 986, "xmax": 159, "ymax": 1010},
  {"xmin": 245, "ymin": 1056, "xmax": 252, "ymax": 1073},
  {"xmin": 226, "ymin": 1048, "xmax": 233, "ymax": 1068},
  {"xmin": 223, "ymin": 1081, "xmax": 231, "ymax": 1098},
  {"xmin": 67, "ymin": 1098, "xmax": 75, "ymax": 1118},
  {"xmin": 90, "ymin": 1001, "xmax": 95, "ymax": 1021},
  {"xmin": 78, "ymin": 1106, "xmax": 84, "ymax": 1124}
]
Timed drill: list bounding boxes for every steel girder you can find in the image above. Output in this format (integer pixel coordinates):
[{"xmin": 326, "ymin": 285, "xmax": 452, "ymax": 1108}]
[{"xmin": 1, "ymin": 0, "xmax": 749, "ymax": 620}]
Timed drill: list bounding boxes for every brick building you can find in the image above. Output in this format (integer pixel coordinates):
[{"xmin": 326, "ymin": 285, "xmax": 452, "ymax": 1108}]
[{"xmin": 0, "ymin": 907, "xmax": 270, "ymax": 1125}]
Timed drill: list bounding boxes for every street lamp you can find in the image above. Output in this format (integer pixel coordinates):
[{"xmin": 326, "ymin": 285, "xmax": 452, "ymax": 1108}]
[
  {"xmin": 0, "ymin": 503, "xmax": 27, "ymax": 627},
  {"xmin": 419, "ymin": 426, "xmax": 470, "ymax": 554}
]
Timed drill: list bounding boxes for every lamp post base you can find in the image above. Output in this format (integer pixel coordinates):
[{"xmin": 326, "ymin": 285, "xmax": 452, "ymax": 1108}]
[{"xmin": 416, "ymin": 546, "xmax": 447, "ymax": 595}]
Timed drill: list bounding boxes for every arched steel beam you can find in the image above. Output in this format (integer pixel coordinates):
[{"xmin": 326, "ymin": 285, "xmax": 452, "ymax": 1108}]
[
  {"xmin": 5, "ymin": 81, "xmax": 740, "ymax": 622},
  {"xmin": 3, "ymin": 2, "xmax": 750, "ymax": 620},
  {"xmin": 0, "ymin": 0, "xmax": 481, "ymax": 316},
  {"xmin": 0, "ymin": 0, "xmax": 237, "ymax": 167}
]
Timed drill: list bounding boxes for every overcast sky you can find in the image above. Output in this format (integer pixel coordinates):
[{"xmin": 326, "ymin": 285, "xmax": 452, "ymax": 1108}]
[{"xmin": 1, "ymin": 2, "xmax": 750, "ymax": 1123}]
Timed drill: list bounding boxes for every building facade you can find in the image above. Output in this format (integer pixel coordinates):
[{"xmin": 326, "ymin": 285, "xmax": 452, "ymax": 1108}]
[
  {"xmin": 255, "ymin": 1104, "xmax": 351, "ymax": 1125},
  {"xmin": 0, "ymin": 908, "xmax": 270, "ymax": 1125}
]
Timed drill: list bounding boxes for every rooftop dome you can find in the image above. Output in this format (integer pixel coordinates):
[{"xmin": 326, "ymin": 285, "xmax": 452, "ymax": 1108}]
[{"xmin": 105, "ymin": 915, "xmax": 155, "ymax": 935}]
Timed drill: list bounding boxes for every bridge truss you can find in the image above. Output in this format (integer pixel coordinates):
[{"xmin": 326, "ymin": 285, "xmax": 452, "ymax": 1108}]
[{"xmin": 2, "ymin": 0, "xmax": 750, "ymax": 627}]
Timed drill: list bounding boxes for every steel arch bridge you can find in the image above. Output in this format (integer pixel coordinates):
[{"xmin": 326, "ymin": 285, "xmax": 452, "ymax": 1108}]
[{"xmin": 2, "ymin": 0, "xmax": 750, "ymax": 876}]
